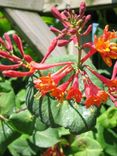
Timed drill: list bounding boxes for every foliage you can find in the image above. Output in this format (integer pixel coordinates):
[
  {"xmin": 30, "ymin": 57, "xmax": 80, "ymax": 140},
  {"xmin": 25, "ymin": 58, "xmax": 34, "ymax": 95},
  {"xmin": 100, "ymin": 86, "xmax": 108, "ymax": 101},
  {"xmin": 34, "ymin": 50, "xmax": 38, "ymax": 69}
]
[{"xmin": 0, "ymin": 2, "xmax": 117, "ymax": 156}]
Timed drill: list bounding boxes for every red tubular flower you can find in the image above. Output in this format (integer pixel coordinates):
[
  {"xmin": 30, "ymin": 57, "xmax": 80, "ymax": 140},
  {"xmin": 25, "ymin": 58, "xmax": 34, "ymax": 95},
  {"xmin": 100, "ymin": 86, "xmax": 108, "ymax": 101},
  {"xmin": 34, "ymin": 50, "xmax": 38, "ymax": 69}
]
[
  {"xmin": 0, "ymin": 50, "xmax": 21, "ymax": 63},
  {"xmin": 66, "ymin": 72, "xmax": 82, "ymax": 103},
  {"xmin": 51, "ymin": 65, "xmax": 73, "ymax": 84},
  {"xmin": 85, "ymin": 65, "xmax": 117, "ymax": 106},
  {"xmin": 41, "ymin": 37, "xmax": 58, "ymax": 63},
  {"xmin": 4, "ymin": 33, "xmax": 13, "ymax": 51},
  {"xmin": 24, "ymin": 54, "xmax": 33, "ymax": 63},
  {"xmin": 83, "ymin": 74, "xmax": 108, "ymax": 108},
  {"xmin": 13, "ymin": 34, "xmax": 25, "ymax": 57},
  {"xmin": 51, "ymin": 75, "xmax": 73, "ymax": 103},
  {"xmin": 85, "ymin": 65, "xmax": 117, "ymax": 87},
  {"xmin": 57, "ymin": 39, "xmax": 71, "ymax": 47},
  {"xmin": 3, "ymin": 70, "xmax": 34, "ymax": 77},
  {"xmin": 34, "ymin": 65, "xmax": 73, "ymax": 96},
  {"xmin": 30, "ymin": 61, "xmax": 73, "ymax": 70},
  {"xmin": 79, "ymin": 1, "xmax": 86, "ymax": 16},
  {"xmin": 81, "ymin": 24, "xmax": 92, "ymax": 36},
  {"xmin": 0, "ymin": 64, "xmax": 21, "ymax": 70}
]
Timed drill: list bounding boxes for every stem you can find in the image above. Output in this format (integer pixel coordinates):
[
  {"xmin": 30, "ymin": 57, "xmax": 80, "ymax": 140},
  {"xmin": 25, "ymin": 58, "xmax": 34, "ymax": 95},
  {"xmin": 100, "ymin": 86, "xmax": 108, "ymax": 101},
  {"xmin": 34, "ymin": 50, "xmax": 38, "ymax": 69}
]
[{"xmin": 77, "ymin": 34, "xmax": 82, "ymax": 68}]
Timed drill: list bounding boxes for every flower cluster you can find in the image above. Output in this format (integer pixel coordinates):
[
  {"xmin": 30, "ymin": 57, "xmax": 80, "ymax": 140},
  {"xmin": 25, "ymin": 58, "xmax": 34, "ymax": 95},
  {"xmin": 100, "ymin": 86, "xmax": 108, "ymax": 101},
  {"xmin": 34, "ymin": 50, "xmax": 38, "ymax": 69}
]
[{"xmin": 0, "ymin": 2, "xmax": 117, "ymax": 108}]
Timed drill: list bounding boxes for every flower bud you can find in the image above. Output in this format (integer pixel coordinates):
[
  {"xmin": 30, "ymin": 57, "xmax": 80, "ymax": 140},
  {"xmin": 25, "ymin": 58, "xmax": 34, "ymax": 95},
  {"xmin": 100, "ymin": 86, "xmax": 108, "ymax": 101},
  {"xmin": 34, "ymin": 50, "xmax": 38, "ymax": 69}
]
[
  {"xmin": 57, "ymin": 39, "xmax": 70, "ymax": 46},
  {"xmin": 4, "ymin": 33, "xmax": 13, "ymax": 51},
  {"xmin": 82, "ymin": 24, "xmax": 92, "ymax": 36},
  {"xmin": 13, "ymin": 34, "xmax": 24, "ymax": 57},
  {"xmin": 79, "ymin": 2, "xmax": 86, "ymax": 16}
]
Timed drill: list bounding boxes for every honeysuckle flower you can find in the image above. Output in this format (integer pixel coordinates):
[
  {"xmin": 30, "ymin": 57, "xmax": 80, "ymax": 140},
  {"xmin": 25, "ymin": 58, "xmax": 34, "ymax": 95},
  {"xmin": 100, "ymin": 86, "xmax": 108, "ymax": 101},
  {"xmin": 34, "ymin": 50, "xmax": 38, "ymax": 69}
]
[
  {"xmin": 81, "ymin": 25, "xmax": 117, "ymax": 67},
  {"xmin": 41, "ymin": 2, "xmax": 92, "ymax": 63},
  {"xmin": 13, "ymin": 34, "xmax": 25, "ymax": 57},
  {"xmin": 94, "ymin": 25, "xmax": 117, "ymax": 66},
  {"xmin": 0, "ymin": 63, "xmax": 21, "ymax": 71},
  {"xmin": 66, "ymin": 72, "xmax": 82, "ymax": 103},
  {"xmin": 83, "ymin": 73, "xmax": 108, "ymax": 108},
  {"xmin": 82, "ymin": 25, "xmax": 117, "ymax": 66},
  {"xmin": 34, "ymin": 74, "xmax": 57, "ymax": 95},
  {"xmin": 51, "ymin": 75, "xmax": 73, "ymax": 102},
  {"xmin": 0, "ymin": 50, "xmax": 21, "ymax": 63},
  {"xmin": 85, "ymin": 65, "xmax": 117, "ymax": 87},
  {"xmin": 4, "ymin": 33, "xmax": 13, "ymax": 51},
  {"xmin": 34, "ymin": 65, "xmax": 73, "ymax": 95},
  {"xmin": 3, "ymin": 69, "xmax": 34, "ymax": 77},
  {"xmin": 31, "ymin": 61, "xmax": 73, "ymax": 70},
  {"xmin": 0, "ymin": 33, "xmax": 35, "ymax": 77},
  {"xmin": 85, "ymin": 65, "xmax": 117, "ymax": 106}
]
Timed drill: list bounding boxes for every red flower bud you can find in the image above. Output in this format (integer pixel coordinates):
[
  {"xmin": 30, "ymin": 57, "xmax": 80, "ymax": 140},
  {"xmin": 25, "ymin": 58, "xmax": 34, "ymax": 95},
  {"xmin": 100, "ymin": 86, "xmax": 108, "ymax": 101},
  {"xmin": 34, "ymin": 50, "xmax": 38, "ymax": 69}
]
[
  {"xmin": 0, "ymin": 64, "xmax": 21, "ymax": 71},
  {"xmin": 0, "ymin": 50, "xmax": 21, "ymax": 62},
  {"xmin": 13, "ymin": 34, "xmax": 24, "ymax": 57},
  {"xmin": 4, "ymin": 33, "xmax": 13, "ymax": 51},
  {"xmin": 82, "ymin": 24, "xmax": 92, "ymax": 36},
  {"xmin": 57, "ymin": 39, "xmax": 70, "ymax": 46},
  {"xmin": 3, "ymin": 70, "xmax": 33, "ymax": 77},
  {"xmin": 50, "ymin": 26, "xmax": 61, "ymax": 33},
  {"xmin": 24, "ymin": 54, "xmax": 33, "ymax": 63},
  {"xmin": 51, "ymin": 6, "xmax": 63, "ymax": 21},
  {"xmin": 79, "ymin": 2, "xmax": 86, "ymax": 16},
  {"xmin": 41, "ymin": 37, "xmax": 58, "ymax": 63}
]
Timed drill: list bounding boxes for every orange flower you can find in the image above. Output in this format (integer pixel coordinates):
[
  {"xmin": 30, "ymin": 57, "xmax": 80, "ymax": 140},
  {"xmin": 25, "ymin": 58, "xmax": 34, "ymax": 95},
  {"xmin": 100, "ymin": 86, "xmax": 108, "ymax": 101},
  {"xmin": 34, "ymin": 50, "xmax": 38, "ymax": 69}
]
[
  {"xmin": 66, "ymin": 73, "xmax": 82, "ymax": 103},
  {"xmin": 34, "ymin": 74, "xmax": 56, "ymax": 95},
  {"xmin": 34, "ymin": 65, "xmax": 73, "ymax": 96},
  {"xmin": 66, "ymin": 87, "xmax": 82, "ymax": 103},
  {"xmin": 83, "ymin": 74, "xmax": 108, "ymax": 108},
  {"xmin": 94, "ymin": 25, "xmax": 117, "ymax": 66},
  {"xmin": 51, "ymin": 87, "xmax": 65, "ymax": 103}
]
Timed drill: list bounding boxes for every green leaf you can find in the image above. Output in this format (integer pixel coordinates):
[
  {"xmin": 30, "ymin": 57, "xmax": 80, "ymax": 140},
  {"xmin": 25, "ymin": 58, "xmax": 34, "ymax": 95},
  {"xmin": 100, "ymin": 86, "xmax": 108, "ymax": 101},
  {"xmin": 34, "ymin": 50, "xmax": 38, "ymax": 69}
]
[
  {"xmin": 71, "ymin": 136, "xmax": 102, "ymax": 156},
  {"xmin": 30, "ymin": 127, "xmax": 60, "ymax": 148},
  {"xmin": 97, "ymin": 107, "xmax": 117, "ymax": 128},
  {"xmin": 96, "ymin": 124, "xmax": 117, "ymax": 156},
  {"xmin": 27, "ymin": 90, "xmax": 99, "ymax": 134},
  {"xmin": 0, "ymin": 121, "xmax": 20, "ymax": 155},
  {"xmin": 35, "ymin": 118, "xmax": 48, "ymax": 131},
  {"xmin": 0, "ymin": 81, "xmax": 15, "ymax": 116},
  {"xmin": 8, "ymin": 110, "xmax": 35, "ymax": 134},
  {"xmin": 15, "ymin": 89, "xmax": 26, "ymax": 108},
  {"xmin": 8, "ymin": 135, "xmax": 40, "ymax": 156}
]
